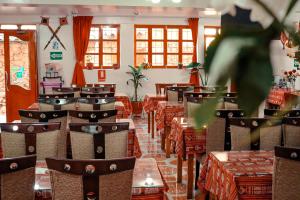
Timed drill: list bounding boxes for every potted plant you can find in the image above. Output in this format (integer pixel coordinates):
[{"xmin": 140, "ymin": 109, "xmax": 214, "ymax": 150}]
[
  {"xmin": 186, "ymin": 62, "xmax": 208, "ymax": 86},
  {"xmin": 126, "ymin": 64, "xmax": 148, "ymax": 115}
]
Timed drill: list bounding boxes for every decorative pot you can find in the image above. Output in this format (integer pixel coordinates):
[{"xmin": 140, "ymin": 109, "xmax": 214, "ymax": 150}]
[
  {"xmin": 178, "ymin": 63, "xmax": 183, "ymax": 69},
  {"xmin": 87, "ymin": 63, "xmax": 94, "ymax": 70},
  {"xmin": 131, "ymin": 101, "xmax": 143, "ymax": 115}
]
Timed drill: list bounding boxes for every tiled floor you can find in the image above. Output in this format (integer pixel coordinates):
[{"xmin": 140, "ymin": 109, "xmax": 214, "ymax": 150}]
[{"xmin": 134, "ymin": 117, "xmax": 202, "ymax": 200}]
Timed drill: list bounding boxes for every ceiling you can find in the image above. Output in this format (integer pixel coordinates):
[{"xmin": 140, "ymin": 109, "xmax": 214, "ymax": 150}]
[{"xmin": 0, "ymin": 0, "xmax": 220, "ymax": 18}]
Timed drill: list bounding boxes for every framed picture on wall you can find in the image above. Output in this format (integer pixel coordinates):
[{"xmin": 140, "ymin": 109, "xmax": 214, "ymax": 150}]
[{"xmin": 98, "ymin": 70, "xmax": 106, "ymax": 82}]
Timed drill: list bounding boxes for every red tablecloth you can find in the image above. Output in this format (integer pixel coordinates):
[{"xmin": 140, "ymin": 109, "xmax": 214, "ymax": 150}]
[
  {"xmin": 170, "ymin": 117, "xmax": 206, "ymax": 158},
  {"xmin": 267, "ymin": 88, "xmax": 291, "ymax": 106},
  {"xmin": 115, "ymin": 93, "xmax": 132, "ymax": 118},
  {"xmin": 155, "ymin": 101, "xmax": 184, "ymax": 131},
  {"xmin": 35, "ymin": 158, "xmax": 167, "ymax": 200},
  {"xmin": 143, "ymin": 94, "xmax": 166, "ymax": 113},
  {"xmin": 198, "ymin": 151, "xmax": 273, "ymax": 200}
]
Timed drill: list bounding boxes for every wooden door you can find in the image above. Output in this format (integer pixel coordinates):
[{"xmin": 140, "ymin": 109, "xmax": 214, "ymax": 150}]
[{"xmin": 2, "ymin": 30, "xmax": 37, "ymax": 122}]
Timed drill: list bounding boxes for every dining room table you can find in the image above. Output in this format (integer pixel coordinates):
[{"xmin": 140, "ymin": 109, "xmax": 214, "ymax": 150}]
[
  {"xmin": 198, "ymin": 150, "xmax": 274, "ymax": 200},
  {"xmin": 143, "ymin": 94, "xmax": 166, "ymax": 138},
  {"xmin": 115, "ymin": 93, "xmax": 133, "ymax": 118},
  {"xmin": 35, "ymin": 158, "xmax": 167, "ymax": 200},
  {"xmin": 28, "ymin": 101, "xmax": 127, "ymax": 119},
  {"xmin": 155, "ymin": 101, "xmax": 184, "ymax": 153},
  {"xmin": 169, "ymin": 117, "xmax": 206, "ymax": 199}
]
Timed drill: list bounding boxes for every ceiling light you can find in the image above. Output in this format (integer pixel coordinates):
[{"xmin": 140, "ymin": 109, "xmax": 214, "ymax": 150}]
[
  {"xmin": 172, "ymin": 0, "xmax": 182, "ymax": 3},
  {"xmin": 151, "ymin": 0, "xmax": 161, "ymax": 4}
]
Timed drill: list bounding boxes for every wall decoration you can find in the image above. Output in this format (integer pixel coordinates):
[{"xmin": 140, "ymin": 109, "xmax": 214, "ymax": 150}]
[
  {"xmin": 52, "ymin": 40, "xmax": 59, "ymax": 50},
  {"xmin": 294, "ymin": 59, "xmax": 299, "ymax": 69},
  {"xmin": 45, "ymin": 63, "xmax": 62, "ymax": 77},
  {"xmin": 50, "ymin": 52, "xmax": 63, "ymax": 60},
  {"xmin": 41, "ymin": 16, "xmax": 68, "ymax": 50},
  {"xmin": 98, "ymin": 70, "xmax": 106, "ymax": 82}
]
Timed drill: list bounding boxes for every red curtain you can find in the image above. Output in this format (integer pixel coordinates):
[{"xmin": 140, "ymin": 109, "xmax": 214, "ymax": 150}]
[
  {"xmin": 71, "ymin": 16, "xmax": 93, "ymax": 86},
  {"xmin": 188, "ymin": 18, "xmax": 200, "ymax": 86}
]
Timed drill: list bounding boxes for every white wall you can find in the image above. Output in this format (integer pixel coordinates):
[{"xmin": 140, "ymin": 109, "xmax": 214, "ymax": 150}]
[{"xmin": 3, "ymin": 15, "xmax": 220, "ymax": 98}]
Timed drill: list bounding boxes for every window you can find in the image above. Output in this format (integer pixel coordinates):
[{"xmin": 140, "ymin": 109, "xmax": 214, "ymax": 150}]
[
  {"xmin": 85, "ymin": 24, "xmax": 120, "ymax": 69},
  {"xmin": 204, "ymin": 26, "xmax": 221, "ymax": 51},
  {"xmin": 135, "ymin": 25, "xmax": 193, "ymax": 68},
  {"xmin": 0, "ymin": 25, "xmax": 36, "ymax": 30}
]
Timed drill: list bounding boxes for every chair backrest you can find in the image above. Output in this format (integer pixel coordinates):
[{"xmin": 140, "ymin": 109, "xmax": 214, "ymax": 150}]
[
  {"xmin": 229, "ymin": 118, "xmax": 282, "ymax": 151},
  {"xmin": 207, "ymin": 110, "xmax": 245, "ymax": 152},
  {"xmin": 0, "ymin": 123, "xmax": 61, "ymax": 160},
  {"xmin": 81, "ymin": 87, "xmax": 111, "ymax": 94},
  {"xmin": 176, "ymin": 83, "xmax": 195, "ymax": 87},
  {"xmin": 52, "ymin": 87, "xmax": 81, "ymax": 98},
  {"xmin": 19, "ymin": 110, "xmax": 68, "ymax": 158},
  {"xmin": 222, "ymin": 92, "xmax": 237, "ymax": 97},
  {"xmin": 39, "ymin": 93, "xmax": 75, "ymax": 99},
  {"xmin": 69, "ymin": 122, "xmax": 129, "ymax": 159},
  {"xmin": 224, "ymin": 97, "xmax": 239, "ymax": 110},
  {"xmin": 69, "ymin": 110, "xmax": 117, "ymax": 123},
  {"xmin": 282, "ymin": 117, "xmax": 300, "ymax": 147},
  {"xmin": 46, "ymin": 157, "xmax": 135, "ymax": 200},
  {"xmin": 38, "ymin": 98, "xmax": 77, "ymax": 111},
  {"xmin": 166, "ymin": 86, "xmax": 194, "ymax": 102},
  {"xmin": 77, "ymin": 98, "xmax": 115, "ymax": 111},
  {"xmin": 273, "ymin": 146, "xmax": 300, "ymax": 200},
  {"xmin": 200, "ymin": 86, "xmax": 228, "ymax": 93},
  {"xmin": 80, "ymin": 92, "xmax": 115, "ymax": 98},
  {"xmin": 42, "ymin": 76, "xmax": 63, "ymax": 94},
  {"xmin": 185, "ymin": 96, "xmax": 215, "ymax": 118},
  {"xmin": 155, "ymin": 83, "xmax": 174, "ymax": 95},
  {"xmin": 0, "ymin": 155, "xmax": 36, "ymax": 200},
  {"xmin": 94, "ymin": 84, "xmax": 116, "ymax": 92},
  {"xmin": 264, "ymin": 109, "xmax": 300, "ymax": 118}
]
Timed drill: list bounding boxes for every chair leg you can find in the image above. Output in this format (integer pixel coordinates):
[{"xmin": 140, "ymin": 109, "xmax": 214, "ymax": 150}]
[
  {"xmin": 195, "ymin": 159, "xmax": 200, "ymax": 190},
  {"xmin": 165, "ymin": 127, "xmax": 171, "ymax": 158}
]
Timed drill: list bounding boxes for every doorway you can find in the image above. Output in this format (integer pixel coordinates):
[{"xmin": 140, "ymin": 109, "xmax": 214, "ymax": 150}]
[{"xmin": 0, "ymin": 30, "xmax": 37, "ymax": 122}]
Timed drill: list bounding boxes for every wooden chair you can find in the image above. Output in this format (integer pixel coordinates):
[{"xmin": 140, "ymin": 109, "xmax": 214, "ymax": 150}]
[
  {"xmin": 0, "ymin": 123, "xmax": 61, "ymax": 160},
  {"xmin": 166, "ymin": 86, "xmax": 194, "ymax": 102},
  {"xmin": 224, "ymin": 97, "xmax": 239, "ymax": 110},
  {"xmin": 80, "ymin": 92, "xmax": 115, "ymax": 98},
  {"xmin": 39, "ymin": 93, "xmax": 75, "ymax": 99},
  {"xmin": 81, "ymin": 87, "xmax": 111, "ymax": 94},
  {"xmin": 264, "ymin": 109, "xmax": 300, "ymax": 118},
  {"xmin": 19, "ymin": 110, "xmax": 68, "ymax": 158},
  {"xmin": 94, "ymin": 83, "xmax": 116, "ymax": 92},
  {"xmin": 273, "ymin": 146, "xmax": 300, "ymax": 200},
  {"xmin": 42, "ymin": 76, "xmax": 63, "ymax": 94},
  {"xmin": 0, "ymin": 155, "xmax": 36, "ymax": 200},
  {"xmin": 155, "ymin": 83, "xmax": 174, "ymax": 95},
  {"xmin": 77, "ymin": 97, "xmax": 115, "ymax": 111},
  {"xmin": 69, "ymin": 110, "xmax": 117, "ymax": 123},
  {"xmin": 38, "ymin": 98, "xmax": 77, "ymax": 111},
  {"xmin": 46, "ymin": 156, "xmax": 135, "ymax": 200},
  {"xmin": 52, "ymin": 87, "xmax": 81, "ymax": 98},
  {"xmin": 229, "ymin": 118, "xmax": 282, "ymax": 151},
  {"xmin": 176, "ymin": 83, "xmax": 195, "ymax": 87},
  {"xmin": 185, "ymin": 96, "xmax": 215, "ymax": 118},
  {"xmin": 282, "ymin": 117, "xmax": 300, "ymax": 147},
  {"xmin": 69, "ymin": 122, "xmax": 129, "ymax": 159},
  {"xmin": 200, "ymin": 86, "xmax": 227, "ymax": 93}
]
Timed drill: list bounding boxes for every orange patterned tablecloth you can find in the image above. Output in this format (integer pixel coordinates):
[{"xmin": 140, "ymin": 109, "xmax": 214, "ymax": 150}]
[
  {"xmin": 155, "ymin": 101, "xmax": 184, "ymax": 131},
  {"xmin": 143, "ymin": 94, "xmax": 166, "ymax": 113},
  {"xmin": 115, "ymin": 93, "xmax": 132, "ymax": 118},
  {"xmin": 170, "ymin": 117, "xmax": 206, "ymax": 157},
  {"xmin": 35, "ymin": 158, "xmax": 167, "ymax": 200},
  {"xmin": 198, "ymin": 150, "xmax": 273, "ymax": 200},
  {"xmin": 267, "ymin": 88, "xmax": 291, "ymax": 106}
]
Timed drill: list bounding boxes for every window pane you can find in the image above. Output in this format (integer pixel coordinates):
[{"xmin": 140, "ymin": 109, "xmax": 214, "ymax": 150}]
[
  {"xmin": 182, "ymin": 29, "xmax": 192, "ymax": 40},
  {"xmin": 103, "ymin": 54, "xmax": 117, "ymax": 66},
  {"xmin": 1, "ymin": 25, "xmax": 18, "ymax": 30},
  {"xmin": 90, "ymin": 27, "xmax": 99, "ymax": 40},
  {"xmin": 85, "ymin": 54, "xmax": 99, "ymax": 66},
  {"xmin": 103, "ymin": 41, "xmax": 117, "ymax": 53},
  {"xmin": 87, "ymin": 41, "xmax": 99, "ymax": 53},
  {"xmin": 152, "ymin": 41, "xmax": 164, "ymax": 53},
  {"xmin": 136, "ymin": 54, "xmax": 148, "ymax": 65},
  {"xmin": 182, "ymin": 55, "xmax": 193, "ymax": 65},
  {"xmin": 136, "ymin": 28, "xmax": 148, "ymax": 40},
  {"xmin": 205, "ymin": 36, "xmax": 215, "ymax": 49},
  {"xmin": 102, "ymin": 27, "xmax": 118, "ymax": 40},
  {"xmin": 204, "ymin": 28, "xmax": 217, "ymax": 35},
  {"xmin": 167, "ymin": 29, "xmax": 179, "ymax": 40},
  {"xmin": 182, "ymin": 42, "xmax": 193, "ymax": 53},
  {"xmin": 152, "ymin": 54, "xmax": 164, "ymax": 66},
  {"xmin": 167, "ymin": 55, "xmax": 178, "ymax": 66},
  {"xmin": 167, "ymin": 42, "xmax": 178, "ymax": 53},
  {"xmin": 136, "ymin": 41, "xmax": 148, "ymax": 53},
  {"xmin": 152, "ymin": 28, "xmax": 164, "ymax": 40}
]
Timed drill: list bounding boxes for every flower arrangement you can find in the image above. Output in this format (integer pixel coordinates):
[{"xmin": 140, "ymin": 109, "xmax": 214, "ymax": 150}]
[{"xmin": 283, "ymin": 69, "xmax": 298, "ymax": 89}]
